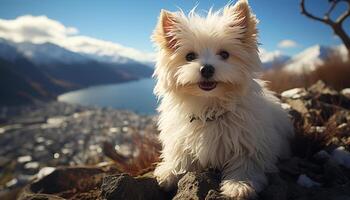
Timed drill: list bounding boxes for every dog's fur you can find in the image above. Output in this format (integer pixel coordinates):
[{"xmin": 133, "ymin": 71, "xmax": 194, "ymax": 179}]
[{"xmin": 151, "ymin": 0, "xmax": 293, "ymax": 198}]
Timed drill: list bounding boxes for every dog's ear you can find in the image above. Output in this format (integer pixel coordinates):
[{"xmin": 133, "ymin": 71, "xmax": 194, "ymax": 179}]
[
  {"xmin": 152, "ymin": 9, "xmax": 179, "ymax": 50},
  {"xmin": 224, "ymin": 0, "xmax": 258, "ymax": 44}
]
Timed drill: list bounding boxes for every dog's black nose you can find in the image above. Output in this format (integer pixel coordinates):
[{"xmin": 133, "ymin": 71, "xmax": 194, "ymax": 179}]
[{"xmin": 200, "ymin": 64, "xmax": 215, "ymax": 79}]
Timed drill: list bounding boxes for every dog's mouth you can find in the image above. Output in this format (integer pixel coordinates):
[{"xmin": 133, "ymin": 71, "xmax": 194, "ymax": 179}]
[{"xmin": 198, "ymin": 81, "xmax": 217, "ymax": 91}]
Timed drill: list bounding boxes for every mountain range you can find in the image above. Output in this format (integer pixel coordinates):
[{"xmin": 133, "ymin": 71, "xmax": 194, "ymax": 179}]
[
  {"xmin": 0, "ymin": 38, "xmax": 153, "ymax": 106},
  {"xmin": 260, "ymin": 44, "xmax": 348, "ymax": 73}
]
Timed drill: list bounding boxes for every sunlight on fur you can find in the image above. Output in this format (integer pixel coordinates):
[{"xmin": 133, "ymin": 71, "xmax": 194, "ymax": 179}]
[{"xmin": 151, "ymin": 0, "xmax": 294, "ymax": 198}]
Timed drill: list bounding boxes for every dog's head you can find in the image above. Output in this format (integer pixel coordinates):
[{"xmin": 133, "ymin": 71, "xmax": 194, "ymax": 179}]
[{"xmin": 152, "ymin": 0, "xmax": 261, "ymax": 99}]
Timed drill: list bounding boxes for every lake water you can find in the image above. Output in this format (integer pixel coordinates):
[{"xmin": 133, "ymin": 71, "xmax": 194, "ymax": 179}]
[{"xmin": 58, "ymin": 78, "xmax": 157, "ymax": 114}]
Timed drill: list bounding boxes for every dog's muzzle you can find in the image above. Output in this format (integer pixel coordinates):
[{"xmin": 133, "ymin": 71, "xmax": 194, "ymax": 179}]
[{"xmin": 198, "ymin": 81, "xmax": 217, "ymax": 91}]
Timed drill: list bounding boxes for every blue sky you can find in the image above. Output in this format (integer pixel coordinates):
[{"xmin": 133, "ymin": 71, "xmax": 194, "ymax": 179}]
[{"xmin": 0, "ymin": 0, "xmax": 349, "ymax": 55}]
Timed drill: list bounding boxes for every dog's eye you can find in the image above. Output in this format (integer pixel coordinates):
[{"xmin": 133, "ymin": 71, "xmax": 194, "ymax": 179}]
[
  {"xmin": 185, "ymin": 52, "xmax": 197, "ymax": 62},
  {"xmin": 218, "ymin": 50, "xmax": 229, "ymax": 60}
]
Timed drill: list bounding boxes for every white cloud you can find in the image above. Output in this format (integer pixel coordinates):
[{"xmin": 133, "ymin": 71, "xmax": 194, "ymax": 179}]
[
  {"xmin": 0, "ymin": 15, "xmax": 78, "ymax": 43},
  {"xmin": 0, "ymin": 15, "xmax": 155, "ymax": 64},
  {"xmin": 278, "ymin": 39, "xmax": 298, "ymax": 48}
]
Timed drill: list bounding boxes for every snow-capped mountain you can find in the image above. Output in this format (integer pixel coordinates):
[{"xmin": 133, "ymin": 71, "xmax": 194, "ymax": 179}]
[
  {"xmin": 259, "ymin": 49, "xmax": 290, "ymax": 69},
  {"xmin": 0, "ymin": 37, "xmax": 155, "ymax": 67},
  {"xmin": 79, "ymin": 51, "xmax": 133, "ymax": 64},
  {"xmin": 59, "ymin": 37, "xmax": 155, "ymax": 66},
  {"xmin": 0, "ymin": 38, "xmax": 21, "ymax": 62},
  {"xmin": 14, "ymin": 42, "xmax": 89, "ymax": 65},
  {"xmin": 0, "ymin": 39, "xmax": 91, "ymax": 65},
  {"xmin": 283, "ymin": 45, "xmax": 347, "ymax": 73},
  {"xmin": 0, "ymin": 39, "xmax": 142, "ymax": 66},
  {"xmin": 259, "ymin": 44, "xmax": 348, "ymax": 73}
]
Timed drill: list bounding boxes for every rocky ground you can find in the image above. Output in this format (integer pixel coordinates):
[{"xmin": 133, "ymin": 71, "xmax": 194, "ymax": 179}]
[{"xmin": 1, "ymin": 81, "xmax": 350, "ymax": 200}]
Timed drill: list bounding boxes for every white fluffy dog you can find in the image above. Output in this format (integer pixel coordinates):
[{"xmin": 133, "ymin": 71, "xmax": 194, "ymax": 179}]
[{"xmin": 151, "ymin": 0, "xmax": 293, "ymax": 198}]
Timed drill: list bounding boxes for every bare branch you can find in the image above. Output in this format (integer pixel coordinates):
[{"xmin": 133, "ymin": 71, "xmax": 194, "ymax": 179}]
[
  {"xmin": 336, "ymin": 1, "xmax": 350, "ymax": 24},
  {"xmin": 325, "ymin": 0, "xmax": 338, "ymax": 20},
  {"xmin": 300, "ymin": 0, "xmax": 332, "ymax": 24},
  {"xmin": 300, "ymin": 0, "xmax": 350, "ymax": 54}
]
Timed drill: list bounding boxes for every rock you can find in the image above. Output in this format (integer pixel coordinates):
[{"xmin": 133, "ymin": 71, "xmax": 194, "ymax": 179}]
[
  {"xmin": 341, "ymin": 88, "xmax": 350, "ymax": 99},
  {"xmin": 173, "ymin": 171, "xmax": 221, "ymax": 200},
  {"xmin": 18, "ymin": 166, "xmax": 119, "ymax": 200},
  {"xmin": 281, "ymin": 88, "xmax": 308, "ymax": 99},
  {"xmin": 330, "ymin": 110, "xmax": 350, "ymax": 128},
  {"xmin": 285, "ymin": 99, "xmax": 309, "ymax": 115},
  {"xmin": 308, "ymin": 80, "xmax": 338, "ymax": 96},
  {"xmin": 36, "ymin": 167, "xmax": 55, "ymax": 180},
  {"xmin": 101, "ymin": 173, "xmax": 165, "ymax": 200},
  {"xmin": 323, "ymin": 158, "xmax": 348, "ymax": 186},
  {"xmin": 313, "ymin": 150, "xmax": 331, "ymax": 163},
  {"xmin": 205, "ymin": 190, "xmax": 229, "ymax": 200},
  {"xmin": 260, "ymin": 173, "xmax": 288, "ymax": 200},
  {"xmin": 309, "ymin": 183, "xmax": 350, "ymax": 200},
  {"xmin": 297, "ymin": 174, "xmax": 321, "ymax": 188},
  {"xmin": 331, "ymin": 146, "xmax": 350, "ymax": 168},
  {"xmin": 307, "ymin": 81, "xmax": 350, "ymax": 109}
]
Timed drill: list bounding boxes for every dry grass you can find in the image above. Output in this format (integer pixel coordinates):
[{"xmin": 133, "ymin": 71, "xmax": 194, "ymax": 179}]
[
  {"xmin": 261, "ymin": 56, "xmax": 350, "ymax": 93},
  {"xmin": 103, "ymin": 129, "xmax": 161, "ymax": 176},
  {"xmin": 291, "ymin": 114, "xmax": 339, "ymax": 158}
]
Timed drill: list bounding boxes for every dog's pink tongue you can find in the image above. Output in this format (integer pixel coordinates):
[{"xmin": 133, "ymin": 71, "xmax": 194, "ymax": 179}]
[{"xmin": 199, "ymin": 81, "xmax": 217, "ymax": 91}]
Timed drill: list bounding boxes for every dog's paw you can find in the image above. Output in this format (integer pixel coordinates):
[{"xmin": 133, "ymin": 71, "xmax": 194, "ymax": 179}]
[
  {"xmin": 220, "ymin": 180, "xmax": 256, "ymax": 200},
  {"xmin": 154, "ymin": 165, "xmax": 177, "ymax": 191},
  {"xmin": 157, "ymin": 173, "xmax": 177, "ymax": 191}
]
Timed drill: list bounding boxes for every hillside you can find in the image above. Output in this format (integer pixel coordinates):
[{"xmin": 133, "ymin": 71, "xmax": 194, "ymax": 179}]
[
  {"xmin": 0, "ymin": 57, "xmax": 64, "ymax": 105},
  {"xmin": 0, "ymin": 38, "xmax": 153, "ymax": 106}
]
